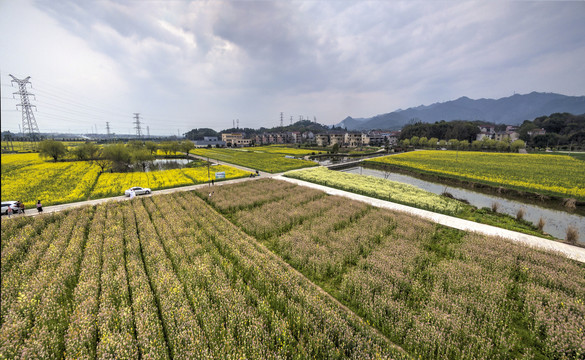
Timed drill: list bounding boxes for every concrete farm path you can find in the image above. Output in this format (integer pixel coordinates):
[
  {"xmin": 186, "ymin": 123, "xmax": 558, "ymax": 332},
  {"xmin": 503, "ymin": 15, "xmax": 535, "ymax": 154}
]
[{"xmin": 276, "ymin": 175, "xmax": 585, "ymax": 264}]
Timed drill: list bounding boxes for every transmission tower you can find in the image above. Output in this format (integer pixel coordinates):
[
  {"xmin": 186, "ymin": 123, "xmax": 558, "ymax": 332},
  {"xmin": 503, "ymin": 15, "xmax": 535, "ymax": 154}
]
[
  {"xmin": 106, "ymin": 122, "xmax": 111, "ymax": 137},
  {"xmin": 133, "ymin": 113, "xmax": 142, "ymax": 138},
  {"xmin": 290, "ymin": 116, "xmax": 293, "ymax": 125},
  {"xmin": 236, "ymin": 119, "xmax": 239, "ymax": 129},
  {"xmin": 147, "ymin": 126, "xmax": 150, "ymax": 138},
  {"xmin": 10, "ymin": 75, "xmax": 40, "ymax": 141}
]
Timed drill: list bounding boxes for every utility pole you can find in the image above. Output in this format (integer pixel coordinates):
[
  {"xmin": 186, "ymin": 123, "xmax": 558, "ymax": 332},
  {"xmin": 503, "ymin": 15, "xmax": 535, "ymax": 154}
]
[
  {"xmin": 133, "ymin": 113, "xmax": 142, "ymax": 138},
  {"xmin": 10, "ymin": 74, "xmax": 40, "ymax": 143}
]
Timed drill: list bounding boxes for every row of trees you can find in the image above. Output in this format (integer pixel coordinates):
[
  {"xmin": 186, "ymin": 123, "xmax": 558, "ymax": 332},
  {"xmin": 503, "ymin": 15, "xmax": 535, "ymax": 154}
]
[
  {"xmin": 38, "ymin": 140, "xmax": 195, "ymax": 172},
  {"xmin": 399, "ymin": 136, "xmax": 526, "ymax": 152}
]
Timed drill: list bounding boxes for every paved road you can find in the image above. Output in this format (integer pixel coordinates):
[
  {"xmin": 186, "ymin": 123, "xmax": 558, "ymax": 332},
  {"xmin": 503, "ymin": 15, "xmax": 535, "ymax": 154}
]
[
  {"xmin": 9, "ymin": 175, "xmax": 267, "ymax": 217},
  {"xmin": 276, "ymin": 175, "xmax": 585, "ymax": 264},
  {"xmin": 187, "ymin": 153, "xmax": 274, "ymax": 177}
]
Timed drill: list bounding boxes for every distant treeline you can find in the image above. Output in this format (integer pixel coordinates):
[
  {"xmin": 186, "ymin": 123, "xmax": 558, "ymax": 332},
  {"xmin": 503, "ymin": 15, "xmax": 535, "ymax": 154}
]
[
  {"xmin": 399, "ymin": 120, "xmax": 480, "ymax": 142},
  {"xmin": 184, "ymin": 120, "xmax": 331, "ymax": 140},
  {"xmin": 518, "ymin": 113, "xmax": 585, "ymax": 147}
]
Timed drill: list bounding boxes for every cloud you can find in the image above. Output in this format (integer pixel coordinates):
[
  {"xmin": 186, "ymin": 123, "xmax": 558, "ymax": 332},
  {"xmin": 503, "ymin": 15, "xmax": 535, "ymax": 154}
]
[{"xmin": 1, "ymin": 0, "xmax": 583, "ymax": 133}]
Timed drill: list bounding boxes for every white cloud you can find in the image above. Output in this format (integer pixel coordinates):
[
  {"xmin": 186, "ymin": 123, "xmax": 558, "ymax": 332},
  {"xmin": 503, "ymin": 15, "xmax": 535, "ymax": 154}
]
[{"xmin": 1, "ymin": 0, "xmax": 583, "ymax": 133}]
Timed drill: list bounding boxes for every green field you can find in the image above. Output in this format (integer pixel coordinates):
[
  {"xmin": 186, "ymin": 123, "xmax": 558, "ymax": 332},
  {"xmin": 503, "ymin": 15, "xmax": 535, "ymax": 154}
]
[
  {"xmin": 191, "ymin": 148, "xmax": 317, "ymax": 173},
  {"xmin": 366, "ymin": 150, "xmax": 585, "ymax": 200}
]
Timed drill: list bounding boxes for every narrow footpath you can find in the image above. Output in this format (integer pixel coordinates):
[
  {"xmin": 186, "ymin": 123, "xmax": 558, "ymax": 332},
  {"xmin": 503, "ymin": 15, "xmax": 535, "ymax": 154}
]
[{"xmin": 276, "ymin": 175, "xmax": 585, "ymax": 264}]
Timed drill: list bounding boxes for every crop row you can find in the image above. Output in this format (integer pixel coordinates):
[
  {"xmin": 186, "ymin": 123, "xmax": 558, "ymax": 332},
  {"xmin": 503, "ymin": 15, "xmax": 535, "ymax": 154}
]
[
  {"xmin": 191, "ymin": 148, "xmax": 317, "ymax": 173},
  {"xmin": 366, "ymin": 150, "xmax": 585, "ymax": 200},
  {"xmin": 204, "ymin": 179, "xmax": 585, "ymax": 359},
  {"xmin": 0, "ymin": 192, "xmax": 406, "ymax": 358}
]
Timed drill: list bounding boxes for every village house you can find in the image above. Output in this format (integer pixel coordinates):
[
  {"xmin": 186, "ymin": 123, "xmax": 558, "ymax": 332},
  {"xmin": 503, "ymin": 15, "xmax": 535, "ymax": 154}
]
[
  {"xmin": 221, "ymin": 133, "xmax": 252, "ymax": 147},
  {"xmin": 193, "ymin": 136, "xmax": 226, "ymax": 148}
]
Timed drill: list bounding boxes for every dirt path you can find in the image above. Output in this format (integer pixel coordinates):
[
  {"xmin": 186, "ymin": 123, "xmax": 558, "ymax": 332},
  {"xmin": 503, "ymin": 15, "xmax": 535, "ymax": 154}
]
[{"xmin": 276, "ymin": 175, "xmax": 585, "ymax": 264}]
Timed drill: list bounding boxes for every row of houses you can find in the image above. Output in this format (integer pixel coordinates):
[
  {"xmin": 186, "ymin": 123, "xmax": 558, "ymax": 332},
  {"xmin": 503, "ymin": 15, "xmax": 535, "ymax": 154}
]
[
  {"xmin": 476, "ymin": 125, "xmax": 546, "ymax": 142},
  {"xmin": 193, "ymin": 131, "xmax": 401, "ymax": 148}
]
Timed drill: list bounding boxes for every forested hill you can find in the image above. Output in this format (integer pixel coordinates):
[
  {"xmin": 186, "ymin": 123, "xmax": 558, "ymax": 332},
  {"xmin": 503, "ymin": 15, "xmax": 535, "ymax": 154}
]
[{"xmin": 337, "ymin": 92, "xmax": 585, "ymax": 130}]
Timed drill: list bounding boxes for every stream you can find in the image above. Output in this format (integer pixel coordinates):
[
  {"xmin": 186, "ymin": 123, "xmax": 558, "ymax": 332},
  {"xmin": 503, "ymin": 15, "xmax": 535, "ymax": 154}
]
[{"xmin": 340, "ymin": 166, "xmax": 585, "ymax": 244}]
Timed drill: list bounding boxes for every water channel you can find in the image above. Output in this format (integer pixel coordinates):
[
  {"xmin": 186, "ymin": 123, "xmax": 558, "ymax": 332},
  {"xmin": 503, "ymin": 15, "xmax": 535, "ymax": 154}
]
[{"xmin": 341, "ymin": 166, "xmax": 585, "ymax": 245}]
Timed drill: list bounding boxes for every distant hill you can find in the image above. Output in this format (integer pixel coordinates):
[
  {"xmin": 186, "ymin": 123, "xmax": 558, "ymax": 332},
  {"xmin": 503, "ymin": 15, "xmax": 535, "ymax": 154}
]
[{"xmin": 337, "ymin": 92, "xmax": 585, "ymax": 130}]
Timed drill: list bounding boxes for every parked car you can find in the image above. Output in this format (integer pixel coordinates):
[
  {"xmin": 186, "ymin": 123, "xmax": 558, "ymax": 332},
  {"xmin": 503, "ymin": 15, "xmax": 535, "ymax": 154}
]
[
  {"xmin": 1, "ymin": 201, "xmax": 20, "ymax": 215},
  {"xmin": 125, "ymin": 186, "xmax": 151, "ymax": 196}
]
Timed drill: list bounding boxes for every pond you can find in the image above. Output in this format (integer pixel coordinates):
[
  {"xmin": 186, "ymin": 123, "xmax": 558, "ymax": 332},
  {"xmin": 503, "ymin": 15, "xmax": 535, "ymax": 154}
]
[
  {"xmin": 146, "ymin": 158, "xmax": 192, "ymax": 171},
  {"xmin": 341, "ymin": 166, "xmax": 585, "ymax": 245}
]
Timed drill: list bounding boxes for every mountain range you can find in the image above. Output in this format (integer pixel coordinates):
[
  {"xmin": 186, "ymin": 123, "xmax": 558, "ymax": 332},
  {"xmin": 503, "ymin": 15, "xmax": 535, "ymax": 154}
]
[{"xmin": 336, "ymin": 92, "xmax": 585, "ymax": 130}]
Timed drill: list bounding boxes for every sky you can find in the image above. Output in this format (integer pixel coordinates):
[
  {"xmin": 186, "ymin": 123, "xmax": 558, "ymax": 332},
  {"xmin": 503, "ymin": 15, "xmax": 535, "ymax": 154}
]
[{"xmin": 1, "ymin": 0, "xmax": 584, "ymax": 136}]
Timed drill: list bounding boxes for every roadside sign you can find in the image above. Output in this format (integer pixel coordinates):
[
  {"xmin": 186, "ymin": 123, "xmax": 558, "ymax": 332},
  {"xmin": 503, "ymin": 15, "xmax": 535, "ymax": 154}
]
[{"xmin": 215, "ymin": 171, "xmax": 226, "ymax": 179}]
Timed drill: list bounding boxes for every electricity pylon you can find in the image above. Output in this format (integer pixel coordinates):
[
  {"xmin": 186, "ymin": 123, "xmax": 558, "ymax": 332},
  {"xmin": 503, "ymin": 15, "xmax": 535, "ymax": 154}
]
[{"xmin": 10, "ymin": 75, "xmax": 40, "ymax": 141}]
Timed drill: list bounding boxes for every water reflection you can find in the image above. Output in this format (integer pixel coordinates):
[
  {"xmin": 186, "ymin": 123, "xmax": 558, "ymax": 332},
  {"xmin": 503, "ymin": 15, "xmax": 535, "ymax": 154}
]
[{"xmin": 341, "ymin": 166, "xmax": 584, "ymax": 244}]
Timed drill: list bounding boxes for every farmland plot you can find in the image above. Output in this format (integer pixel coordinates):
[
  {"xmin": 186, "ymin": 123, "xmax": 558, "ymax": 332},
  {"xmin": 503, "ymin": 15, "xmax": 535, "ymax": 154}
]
[
  {"xmin": 202, "ymin": 179, "xmax": 585, "ymax": 360},
  {"xmin": 0, "ymin": 195, "xmax": 405, "ymax": 359},
  {"xmin": 366, "ymin": 151, "xmax": 585, "ymax": 200}
]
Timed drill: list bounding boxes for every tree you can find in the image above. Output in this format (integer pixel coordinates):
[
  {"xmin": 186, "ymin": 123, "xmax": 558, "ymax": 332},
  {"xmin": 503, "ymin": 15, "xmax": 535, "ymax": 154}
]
[
  {"xmin": 145, "ymin": 141, "xmax": 158, "ymax": 155},
  {"xmin": 410, "ymin": 136, "xmax": 420, "ymax": 147},
  {"xmin": 459, "ymin": 140, "xmax": 469, "ymax": 150},
  {"xmin": 448, "ymin": 139, "xmax": 459, "ymax": 150},
  {"xmin": 471, "ymin": 140, "xmax": 482, "ymax": 151},
  {"xmin": 38, "ymin": 140, "xmax": 67, "ymax": 162},
  {"xmin": 180, "ymin": 140, "xmax": 195, "ymax": 158},
  {"xmin": 331, "ymin": 143, "xmax": 340, "ymax": 154},
  {"xmin": 132, "ymin": 148, "xmax": 154, "ymax": 172},
  {"xmin": 495, "ymin": 140, "xmax": 509, "ymax": 152},
  {"xmin": 71, "ymin": 141, "xmax": 99, "ymax": 160},
  {"xmin": 419, "ymin": 137, "xmax": 428, "ymax": 148},
  {"xmin": 510, "ymin": 139, "xmax": 525, "ymax": 152},
  {"xmin": 102, "ymin": 144, "xmax": 131, "ymax": 172},
  {"xmin": 428, "ymin": 137, "xmax": 439, "ymax": 148}
]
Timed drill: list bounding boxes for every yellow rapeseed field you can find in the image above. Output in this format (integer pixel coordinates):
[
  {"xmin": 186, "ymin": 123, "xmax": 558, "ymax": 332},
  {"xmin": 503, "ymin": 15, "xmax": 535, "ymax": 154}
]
[
  {"xmin": 367, "ymin": 150, "xmax": 585, "ymax": 199},
  {"xmin": 1, "ymin": 154, "xmax": 100, "ymax": 207},
  {"xmin": 90, "ymin": 165, "xmax": 250, "ymax": 198},
  {"xmin": 1, "ymin": 154, "xmax": 250, "ymax": 207}
]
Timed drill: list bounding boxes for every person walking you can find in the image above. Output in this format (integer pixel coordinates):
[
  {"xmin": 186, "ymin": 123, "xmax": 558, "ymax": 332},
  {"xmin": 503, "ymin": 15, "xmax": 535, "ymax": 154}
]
[
  {"xmin": 18, "ymin": 201, "xmax": 25, "ymax": 214},
  {"xmin": 7, "ymin": 206, "xmax": 13, "ymax": 217},
  {"xmin": 129, "ymin": 189, "xmax": 136, "ymax": 199},
  {"xmin": 36, "ymin": 200, "xmax": 43, "ymax": 213}
]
